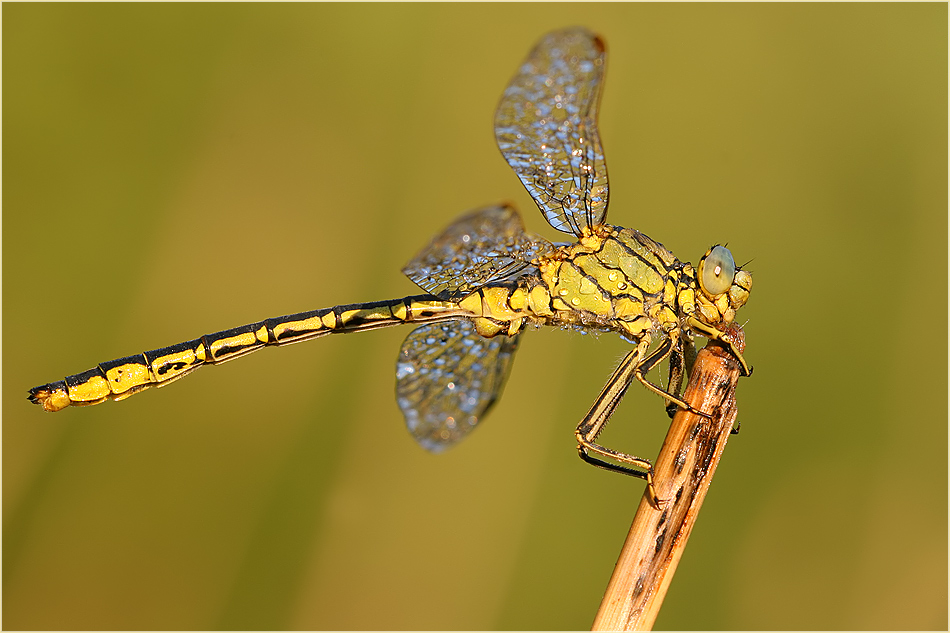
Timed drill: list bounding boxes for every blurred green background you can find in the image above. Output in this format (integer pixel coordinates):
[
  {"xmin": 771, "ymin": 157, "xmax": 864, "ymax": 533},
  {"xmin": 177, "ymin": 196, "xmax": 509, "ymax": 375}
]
[{"xmin": 4, "ymin": 4, "xmax": 946, "ymax": 630}]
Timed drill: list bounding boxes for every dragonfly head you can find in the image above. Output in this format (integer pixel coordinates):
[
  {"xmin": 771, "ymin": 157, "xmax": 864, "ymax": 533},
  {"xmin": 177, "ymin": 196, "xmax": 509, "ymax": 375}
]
[{"xmin": 693, "ymin": 245, "xmax": 752, "ymax": 325}]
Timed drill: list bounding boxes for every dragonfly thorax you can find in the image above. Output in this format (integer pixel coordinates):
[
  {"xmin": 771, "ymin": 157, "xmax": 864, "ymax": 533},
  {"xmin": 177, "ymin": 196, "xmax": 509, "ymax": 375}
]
[
  {"xmin": 521, "ymin": 224, "xmax": 682, "ymax": 341},
  {"xmin": 453, "ymin": 225, "xmax": 753, "ymax": 352}
]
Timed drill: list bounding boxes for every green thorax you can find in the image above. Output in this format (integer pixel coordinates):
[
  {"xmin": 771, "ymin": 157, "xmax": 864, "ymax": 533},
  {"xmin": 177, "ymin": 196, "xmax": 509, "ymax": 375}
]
[{"xmin": 533, "ymin": 225, "xmax": 684, "ymax": 339}]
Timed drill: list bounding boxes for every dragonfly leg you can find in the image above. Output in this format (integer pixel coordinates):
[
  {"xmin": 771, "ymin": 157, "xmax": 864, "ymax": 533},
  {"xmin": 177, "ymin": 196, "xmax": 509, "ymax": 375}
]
[
  {"xmin": 574, "ymin": 345, "xmax": 665, "ymax": 507},
  {"xmin": 632, "ymin": 333, "xmax": 708, "ymax": 418},
  {"xmin": 665, "ymin": 333, "xmax": 697, "ymax": 418},
  {"xmin": 577, "ymin": 442, "xmax": 662, "ymax": 508},
  {"xmin": 685, "ymin": 316, "xmax": 752, "ymax": 376}
]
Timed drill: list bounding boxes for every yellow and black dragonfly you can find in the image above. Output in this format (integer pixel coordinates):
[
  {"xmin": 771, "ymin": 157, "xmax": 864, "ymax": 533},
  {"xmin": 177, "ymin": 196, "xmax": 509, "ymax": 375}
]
[{"xmin": 29, "ymin": 28, "xmax": 752, "ymax": 504}]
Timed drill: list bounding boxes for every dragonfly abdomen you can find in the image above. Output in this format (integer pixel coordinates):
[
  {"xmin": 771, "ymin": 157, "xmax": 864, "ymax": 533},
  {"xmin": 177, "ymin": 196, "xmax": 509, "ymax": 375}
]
[{"xmin": 28, "ymin": 295, "xmax": 466, "ymax": 412}]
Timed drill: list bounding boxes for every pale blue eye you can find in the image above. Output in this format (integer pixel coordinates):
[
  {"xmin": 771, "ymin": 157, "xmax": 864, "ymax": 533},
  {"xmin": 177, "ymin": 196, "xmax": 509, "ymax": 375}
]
[{"xmin": 701, "ymin": 246, "xmax": 736, "ymax": 296}]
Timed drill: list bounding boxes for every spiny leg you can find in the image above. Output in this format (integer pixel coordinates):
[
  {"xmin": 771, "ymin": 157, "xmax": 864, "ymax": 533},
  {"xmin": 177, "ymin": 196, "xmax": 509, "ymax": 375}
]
[
  {"xmin": 632, "ymin": 333, "xmax": 708, "ymax": 418},
  {"xmin": 665, "ymin": 333, "xmax": 696, "ymax": 419},
  {"xmin": 665, "ymin": 341, "xmax": 685, "ymax": 419},
  {"xmin": 686, "ymin": 316, "xmax": 753, "ymax": 376},
  {"xmin": 575, "ymin": 343, "xmax": 664, "ymax": 506}
]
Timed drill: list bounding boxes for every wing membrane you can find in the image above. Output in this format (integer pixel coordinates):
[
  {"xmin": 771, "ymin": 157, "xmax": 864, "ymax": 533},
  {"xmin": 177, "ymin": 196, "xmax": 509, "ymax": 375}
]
[
  {"xmin": 403, "ymin": 203, "xmax": 551, "ymax": 298},
  {"xmin": 495, "ymin": 28, "xmax": 609, "ymax": 236},
  {"xmin": 396, "ymin": 320, "xmax": 521, "ymax": 452}
]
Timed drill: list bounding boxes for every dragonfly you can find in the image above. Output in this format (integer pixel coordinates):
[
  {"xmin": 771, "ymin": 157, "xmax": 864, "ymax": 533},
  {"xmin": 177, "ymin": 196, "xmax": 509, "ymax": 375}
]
[{"xmin": 28, "ymin": 27, "xmax": 752, "ymax": 505}]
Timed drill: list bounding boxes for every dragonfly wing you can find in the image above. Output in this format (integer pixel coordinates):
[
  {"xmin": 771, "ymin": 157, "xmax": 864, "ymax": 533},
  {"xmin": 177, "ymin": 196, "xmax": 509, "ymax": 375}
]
[
  {"xmin": 396, "ymin": 319, "xmax": 521, "ymax": 452},
  {"xmin": 495, "ymin": 28, "xmax": 609, "ymax": 237},
  {"xmin": 403, "ymin": 203, "xmax": 551, "ymax": 298}
]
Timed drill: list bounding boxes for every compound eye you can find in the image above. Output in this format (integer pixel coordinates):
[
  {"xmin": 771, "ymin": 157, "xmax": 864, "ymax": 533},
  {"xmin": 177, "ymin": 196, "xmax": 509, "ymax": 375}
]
[{"xmin": 700, "ymin": 245, "xmax": 736, "ymax": 296}]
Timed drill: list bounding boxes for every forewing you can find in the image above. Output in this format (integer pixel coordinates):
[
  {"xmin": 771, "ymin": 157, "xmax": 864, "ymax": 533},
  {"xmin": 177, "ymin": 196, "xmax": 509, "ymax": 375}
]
[
  {"xmin": 396, "ymin": 320, "xmax": 521, "ymax": 452},
  {"xmin": 495, "ymin": 28, "xmax": 609, "ymax": 237},
  {"xmin": 403, "ymin": 203, "xmax": 551, "ymax": 298}
]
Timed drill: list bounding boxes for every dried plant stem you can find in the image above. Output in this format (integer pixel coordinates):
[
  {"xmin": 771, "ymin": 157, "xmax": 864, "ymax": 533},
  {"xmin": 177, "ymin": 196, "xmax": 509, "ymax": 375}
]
[{"xmin": 591, "ymin": 326, "xmax": 746, "ymax": 631}]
